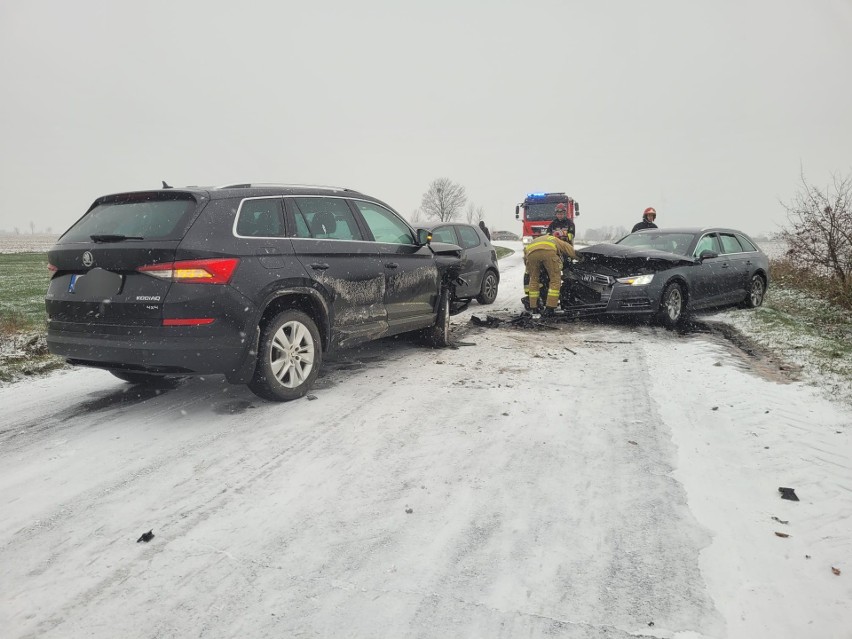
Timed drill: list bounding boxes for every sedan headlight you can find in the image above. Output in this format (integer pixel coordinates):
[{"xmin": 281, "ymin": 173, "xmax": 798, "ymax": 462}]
[{"xmin": 616, "ymin": 273, "xmax": 654, "ymax": 286}]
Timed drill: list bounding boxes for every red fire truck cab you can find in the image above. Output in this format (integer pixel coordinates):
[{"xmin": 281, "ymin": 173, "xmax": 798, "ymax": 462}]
[{"xmin": 515, "ymin": 192, "xmax": 580, "ymax": 244}]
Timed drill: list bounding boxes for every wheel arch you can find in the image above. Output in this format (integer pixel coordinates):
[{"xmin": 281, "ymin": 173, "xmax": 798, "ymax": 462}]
[
  {"xmin": 660, "ymin": 274, "xmax": 690, "ymax": 309},
  {"xmin": 226, "ymin": 288, "xmax": 330, "ymax": 385},
  {"xmin": 753, "ymin": 268, "xmax": 769, "ymax": 288},
  {"xmin": 260, "ymin": 289, "xmax": 331, "ymax": 352}
]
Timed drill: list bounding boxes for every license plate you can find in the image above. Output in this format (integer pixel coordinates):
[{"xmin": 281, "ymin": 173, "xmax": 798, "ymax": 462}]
[{"xmin": 69, "ymin": 268, "xmax": 124, "ymax": 297}]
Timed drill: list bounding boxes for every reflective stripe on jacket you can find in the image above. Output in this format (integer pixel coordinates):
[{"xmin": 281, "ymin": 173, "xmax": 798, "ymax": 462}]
[{"xmin": 524, "ymin": 235, "xmax": 576, "ymax": 261}]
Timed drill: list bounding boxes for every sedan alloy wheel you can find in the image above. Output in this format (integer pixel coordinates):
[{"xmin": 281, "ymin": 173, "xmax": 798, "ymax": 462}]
[
  {"xmin": 747, "ymin": 275, "xmax": 766, "ymax": 308},
  {"xmin": 659, "ymin": 282, "xmax": 685, "ymax": 328}
]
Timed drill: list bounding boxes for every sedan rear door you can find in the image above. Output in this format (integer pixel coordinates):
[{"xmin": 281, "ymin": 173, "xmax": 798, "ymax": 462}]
[
  {"xmin": 288, "ymin": 196, "xmax": 388, "ymax": 347},
  {"xmin": 717, "ymin": 233, "xmax": 751, "ymax": 301},
  {"xmin": 453, "ymin": 224, "xmax": 488, "ymax": 296}
]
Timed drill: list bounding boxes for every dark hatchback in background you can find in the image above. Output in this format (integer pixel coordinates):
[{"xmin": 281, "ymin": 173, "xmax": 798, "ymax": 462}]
[
  {"xmin": 561, "ymin": 228, "xmax": 770, "ymax": 326},
  {"xmin": 45, "ymin": 184, "xmax": 462, "ymax": 401},
  {"xmin": 428, "ymin": 222, "xmax": 499, "ymax": 305}
]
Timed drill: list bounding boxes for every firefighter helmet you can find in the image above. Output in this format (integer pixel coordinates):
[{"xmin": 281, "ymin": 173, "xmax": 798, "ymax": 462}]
[{"xmin": 643, "ymin": 207, "xmax": 657, "ymax": 219}]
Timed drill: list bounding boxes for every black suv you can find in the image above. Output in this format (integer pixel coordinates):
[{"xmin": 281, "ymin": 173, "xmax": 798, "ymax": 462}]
[{"xmin": 45, "ymin": 184, "xmax": 461, "ymax": 401}]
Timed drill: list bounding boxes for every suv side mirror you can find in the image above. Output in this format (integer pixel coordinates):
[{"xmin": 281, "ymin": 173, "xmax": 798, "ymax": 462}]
[
  {"xmin": 416, "ymin": 228, "xmax": 431, "ymax": 246},
  {"xmin": 698, "ymin": 249, "xmax": 718, "ymax": 261}
]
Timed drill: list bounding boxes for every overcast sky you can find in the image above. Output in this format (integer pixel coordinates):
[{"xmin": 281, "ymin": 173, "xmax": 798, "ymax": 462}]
[{"xmin": 1, "ymin": 0, "xmax": 850, "ymax": 238}]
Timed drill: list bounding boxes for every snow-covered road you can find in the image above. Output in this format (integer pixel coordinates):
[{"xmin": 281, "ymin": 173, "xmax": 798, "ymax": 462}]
[{"xmin": 1, "ymin": 244, "xmax": 850, "ymax": 638}]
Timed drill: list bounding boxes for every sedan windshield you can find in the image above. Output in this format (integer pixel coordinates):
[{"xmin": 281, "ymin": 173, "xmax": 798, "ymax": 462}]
[
  {"xmin": 616, "ymin": 232, "xmax": 696, "ymax": 256},
  {"xmin": 524, "ymin": 202, "xmax": 568, "ymax": 221}
]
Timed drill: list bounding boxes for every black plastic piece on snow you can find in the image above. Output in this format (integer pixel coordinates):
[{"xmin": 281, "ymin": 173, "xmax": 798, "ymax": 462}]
[{"xmin": 778, "ymin": 487, "xmax": 799, "ymax": 501}]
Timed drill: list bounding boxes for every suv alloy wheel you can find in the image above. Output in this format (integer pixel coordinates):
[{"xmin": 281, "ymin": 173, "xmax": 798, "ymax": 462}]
[{"xmin": 249, "ymin": 309, "xmax": 322, "ymax": 401}]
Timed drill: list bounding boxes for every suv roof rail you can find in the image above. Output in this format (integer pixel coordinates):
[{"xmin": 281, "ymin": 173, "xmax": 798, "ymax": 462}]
[{"xmin": 215, "ymin": 182, "xmax": 352, "ymax": 191}]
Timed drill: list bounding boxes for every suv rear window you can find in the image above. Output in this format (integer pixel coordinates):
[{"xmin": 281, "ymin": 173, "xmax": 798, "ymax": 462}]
[
  {"xmin": 236, "ymin": 197, "xmax": 284, "ymax": 237},
  {"xmin": 59, "ymin": 194, "xmax": 198, "ymax": 243},
  {"xmin": 292, "ymin": 197, "xmax": 363, "ymax": 240}
]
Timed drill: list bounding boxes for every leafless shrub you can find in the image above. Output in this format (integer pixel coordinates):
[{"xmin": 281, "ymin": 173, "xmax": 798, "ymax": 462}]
[
  {"xmin": 777, "ymin": 171, "xmax": 852, "ymax": 290},
  {"xmin": 770, "ymin": 257, "xmax": 851, "ymax": 310}
]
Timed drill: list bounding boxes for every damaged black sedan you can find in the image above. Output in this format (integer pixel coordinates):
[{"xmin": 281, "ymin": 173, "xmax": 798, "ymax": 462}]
[{"xmin": 561, "ymin": 228, "xmax": 770, "ymax": 327}]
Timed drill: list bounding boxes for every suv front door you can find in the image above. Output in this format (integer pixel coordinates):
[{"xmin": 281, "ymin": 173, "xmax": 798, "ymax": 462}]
[{"xmin": 352, "ymin": 200, "xmax": 438, "ymax": 332}]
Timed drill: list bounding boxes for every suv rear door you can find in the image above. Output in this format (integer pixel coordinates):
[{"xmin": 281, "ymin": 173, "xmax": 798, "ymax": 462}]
[
  {"xmin": 45, "ymin": 192, "xmax": 204, "ymax": 327},
  {"xmin": 288, "ymin": 196, "xmax": 388, "ymax": 347}
]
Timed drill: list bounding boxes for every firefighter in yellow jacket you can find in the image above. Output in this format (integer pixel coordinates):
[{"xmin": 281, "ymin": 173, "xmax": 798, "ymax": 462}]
[{"xmin": 524, "ymin": 233, "xmax": 577, "ymax": 316}]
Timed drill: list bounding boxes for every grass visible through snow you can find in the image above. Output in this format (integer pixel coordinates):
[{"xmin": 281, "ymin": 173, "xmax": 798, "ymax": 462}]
[
  {"xmin": 0, "ymin": 253, "xmax": 52, "ymax": 330},
  {"xmin": 0, "ymin": 253, "xmax": 65, "ymax": 382},
  {"xmin": 721, "ymin": 284, "xmax": 852, "ymax": 404}
]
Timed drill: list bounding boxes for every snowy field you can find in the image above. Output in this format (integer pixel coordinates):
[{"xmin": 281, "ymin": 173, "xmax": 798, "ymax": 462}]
[
  {"xmin": 0, "ymin": 242, "xmax": 849, "ymax": 639},
  {"xmin": 0, "ymin": 234, "xmax": 60, "ymax": 254},
  {"xmin": 756, "ymin": 240, "xmax": 786, "ymax": 260}
]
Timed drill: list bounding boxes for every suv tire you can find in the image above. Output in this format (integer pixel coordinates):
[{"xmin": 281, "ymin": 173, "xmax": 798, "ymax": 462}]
[{"xmin": 249, "ymin": 309, "xmax": 322, "ymax": 402}]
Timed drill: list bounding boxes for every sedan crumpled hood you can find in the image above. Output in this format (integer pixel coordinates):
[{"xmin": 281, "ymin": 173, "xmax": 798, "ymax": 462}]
[{"xmin": 577, "ymin": 243, "xmax": 695, "ymax": 277}]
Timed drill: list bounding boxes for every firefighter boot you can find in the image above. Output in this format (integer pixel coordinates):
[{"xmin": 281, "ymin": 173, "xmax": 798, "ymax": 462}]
[
  {"xmin": 541, "ymin": 307, "xmax": 556, "ymax": 318},
  {"xmin": 521, "ymin": 296, "xmax": 531, "ymax": 312}
]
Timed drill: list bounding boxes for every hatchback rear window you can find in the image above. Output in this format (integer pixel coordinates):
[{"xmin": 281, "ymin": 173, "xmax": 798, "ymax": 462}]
[
  {"xmin": 59, "ymin": 194, "xmax": 198, "ymax": 243},
  {"xmin": 456, "ymin": 225, "xmax": 481, "ymax": 249}
]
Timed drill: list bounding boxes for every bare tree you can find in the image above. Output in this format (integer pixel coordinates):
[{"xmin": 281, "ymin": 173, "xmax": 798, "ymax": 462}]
[
  {"xmin": 409, "ymin": 208, "xmax": 423, "ymax": 224},
  {"xmin": 29, "ymin": 221, "xmax": 35, "ymax": 234},
  {"xmin": 13, "ymin": 227, "xmax": 20, "ymax": 235},
  {"xmin": 420, "ymin": 178, "xmax": 467, "ymax": 223},
  {"xmin": 778, "ymin": 171, "xmax": 852, "ymax": 286},
  {"xmin": 465, "ymin": 202, "xmax": 485, "ymax": 224}
]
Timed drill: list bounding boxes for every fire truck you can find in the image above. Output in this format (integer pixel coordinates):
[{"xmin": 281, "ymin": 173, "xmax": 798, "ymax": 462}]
[{"xmin": 515, "ymin": 192, "xmax": 580, "ymax": 244}]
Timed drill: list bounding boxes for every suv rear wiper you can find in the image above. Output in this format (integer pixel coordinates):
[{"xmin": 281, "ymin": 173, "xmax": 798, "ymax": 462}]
[{"xmin": 90, "ymin": 234, "xmax": 145, "ymax": 243}]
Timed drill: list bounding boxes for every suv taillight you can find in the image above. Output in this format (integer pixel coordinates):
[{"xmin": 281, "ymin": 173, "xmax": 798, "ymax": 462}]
[{"xmin": 137, "ymin": 258, "xmax": 240, "ymax": 284}]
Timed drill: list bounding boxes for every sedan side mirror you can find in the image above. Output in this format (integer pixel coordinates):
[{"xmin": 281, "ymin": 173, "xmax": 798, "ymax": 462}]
[
  {"xmin": 698, "ymin": 249, "xmax": 719, "ymax": 261},
  {"xmin": 416, "ymin": 228, "xmax": 432, "ymax": 246}
]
